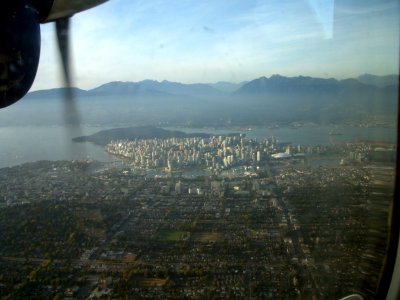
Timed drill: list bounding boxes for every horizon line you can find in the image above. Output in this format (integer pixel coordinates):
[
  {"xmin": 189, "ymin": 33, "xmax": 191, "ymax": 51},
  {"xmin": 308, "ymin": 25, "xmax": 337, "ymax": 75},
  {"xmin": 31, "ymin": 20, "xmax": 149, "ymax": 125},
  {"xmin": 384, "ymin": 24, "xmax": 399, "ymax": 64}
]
[{"xmin": 29, "ymin": 72, "xmax": 398, "ymax": 92}]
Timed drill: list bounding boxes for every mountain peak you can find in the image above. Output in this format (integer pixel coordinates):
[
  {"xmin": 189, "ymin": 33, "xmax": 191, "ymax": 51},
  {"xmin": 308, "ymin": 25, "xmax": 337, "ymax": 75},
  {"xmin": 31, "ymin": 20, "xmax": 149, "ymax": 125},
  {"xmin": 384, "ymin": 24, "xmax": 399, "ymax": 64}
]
[
  {"xmin": 234, "ymin": 75, "xmax": 341, "ymax": 95},
  {"xmin": 90, "ymin": 81, "xmax": 139, "ymax": 94},
  {"xmin": 84, "ymin": 79, "xmax": 224, "ymax": 97},
  {"xmin": 357, "ymin": 73, "xmax": 398, "ymax": 87}
]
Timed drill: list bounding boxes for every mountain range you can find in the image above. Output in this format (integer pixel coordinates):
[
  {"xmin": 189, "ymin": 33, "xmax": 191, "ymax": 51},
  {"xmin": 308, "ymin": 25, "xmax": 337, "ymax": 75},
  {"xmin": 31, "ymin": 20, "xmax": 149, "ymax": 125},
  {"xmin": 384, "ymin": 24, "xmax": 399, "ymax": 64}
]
[
  {"xmin": 357, "ymin": 74, "xmax": 398, "ymax": 88},
  {"xmin": 26, "ymin": 74, "xmax": 396, "ymax": 99},
  {"xmin": 14, "ymin": 74, "xmax": 398, "ymax": 126},
  {"xmin": 26, "ymin": 79, "xmax": 242, "ymax": 99}
]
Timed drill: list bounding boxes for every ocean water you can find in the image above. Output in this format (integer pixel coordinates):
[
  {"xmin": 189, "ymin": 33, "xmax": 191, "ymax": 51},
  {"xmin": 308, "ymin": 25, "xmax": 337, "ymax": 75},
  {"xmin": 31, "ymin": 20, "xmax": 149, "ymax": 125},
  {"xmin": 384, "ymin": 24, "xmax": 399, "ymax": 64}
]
[
  {"xmin": 0, "ymin": 125, "xmax": 396, "ymax": 169},
  {"xmin": 0, "ymin": 125, "xmax": 115, "ymax": 169},
  {"xmin": 166, "ymin": 125, "xmax": 397, "ymax": 145}
]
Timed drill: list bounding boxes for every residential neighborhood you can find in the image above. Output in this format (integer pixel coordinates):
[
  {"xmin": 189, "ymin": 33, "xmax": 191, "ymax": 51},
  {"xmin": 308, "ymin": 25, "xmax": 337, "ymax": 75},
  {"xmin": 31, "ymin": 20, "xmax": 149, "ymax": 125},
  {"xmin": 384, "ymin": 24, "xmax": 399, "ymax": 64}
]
[{"xmin": 0, "ymin": 137, "xmax": 395, "ymax": 299}]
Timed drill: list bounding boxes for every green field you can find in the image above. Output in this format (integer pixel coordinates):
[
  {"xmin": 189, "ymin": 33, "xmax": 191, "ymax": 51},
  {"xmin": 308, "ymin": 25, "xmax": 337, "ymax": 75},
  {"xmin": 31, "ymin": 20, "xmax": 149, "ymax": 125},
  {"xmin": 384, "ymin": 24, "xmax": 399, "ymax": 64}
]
[{"xmin": 157, "ymin": 230, "xmax": 187, "ymax": 242}]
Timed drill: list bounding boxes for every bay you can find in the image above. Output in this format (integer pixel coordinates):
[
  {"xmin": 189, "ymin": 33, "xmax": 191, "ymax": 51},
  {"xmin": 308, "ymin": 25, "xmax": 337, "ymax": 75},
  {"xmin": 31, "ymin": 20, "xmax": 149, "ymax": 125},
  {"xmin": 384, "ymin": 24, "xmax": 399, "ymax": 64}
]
[
  {"xmin": 165, "ymin": 125, "xmax": 397, "ymax": 145},
  {"xmin": 0, "ymin": 125, "xmax": 115, "ymax": 169},
  {"xmin": 0, "ymin": 125, "xmax": 396, "ymax": 169}
]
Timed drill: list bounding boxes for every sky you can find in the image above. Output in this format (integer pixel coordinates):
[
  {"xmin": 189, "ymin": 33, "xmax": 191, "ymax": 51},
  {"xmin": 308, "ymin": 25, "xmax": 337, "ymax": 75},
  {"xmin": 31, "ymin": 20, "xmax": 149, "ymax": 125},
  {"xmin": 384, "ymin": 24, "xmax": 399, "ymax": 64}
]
[{"xmin": 31, "ymin": 0, "xmax": 399, "ymax": 91}]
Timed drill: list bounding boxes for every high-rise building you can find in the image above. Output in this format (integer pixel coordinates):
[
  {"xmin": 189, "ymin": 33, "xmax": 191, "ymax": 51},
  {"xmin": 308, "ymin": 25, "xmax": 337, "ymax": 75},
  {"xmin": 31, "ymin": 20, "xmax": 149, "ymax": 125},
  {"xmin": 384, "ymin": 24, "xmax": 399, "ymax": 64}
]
[
  {"xmin": 175, "ymin": 180, "xmax": 182, "ymax": 194},
  {"xmin": 257, "ymin": 151, "xmax": 262, "ymax": 163}
]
